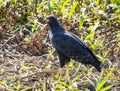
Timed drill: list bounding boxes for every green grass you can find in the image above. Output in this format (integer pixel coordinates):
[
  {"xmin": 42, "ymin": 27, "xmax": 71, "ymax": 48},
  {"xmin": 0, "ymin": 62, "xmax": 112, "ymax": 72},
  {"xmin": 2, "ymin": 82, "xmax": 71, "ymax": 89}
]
[{"xmin": 0, "ymin": 0, "xmax": 120, "ymax": 90}]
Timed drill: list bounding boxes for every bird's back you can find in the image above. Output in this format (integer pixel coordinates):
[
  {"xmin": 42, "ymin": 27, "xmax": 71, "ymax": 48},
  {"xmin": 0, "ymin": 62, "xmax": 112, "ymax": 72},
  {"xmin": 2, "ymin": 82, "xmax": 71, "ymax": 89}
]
[{"xmin": 51, "ymin": 30, "xmax": 101, "ymax": 72}]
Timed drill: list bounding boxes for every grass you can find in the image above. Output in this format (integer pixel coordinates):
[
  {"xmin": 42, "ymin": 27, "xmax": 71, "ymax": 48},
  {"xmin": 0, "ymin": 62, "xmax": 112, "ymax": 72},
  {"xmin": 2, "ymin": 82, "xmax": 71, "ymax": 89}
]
[{"xmin": 0, "ymin": 0, "xmax": 120, "ymax": 90}]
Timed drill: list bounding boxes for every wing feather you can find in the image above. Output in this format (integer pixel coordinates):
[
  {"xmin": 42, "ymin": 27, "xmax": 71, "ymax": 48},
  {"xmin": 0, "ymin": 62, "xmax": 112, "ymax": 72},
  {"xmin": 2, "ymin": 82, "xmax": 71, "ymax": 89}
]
[{"xmin": 52, "ymin": 31, "xmax": 91, "ymax": 61}]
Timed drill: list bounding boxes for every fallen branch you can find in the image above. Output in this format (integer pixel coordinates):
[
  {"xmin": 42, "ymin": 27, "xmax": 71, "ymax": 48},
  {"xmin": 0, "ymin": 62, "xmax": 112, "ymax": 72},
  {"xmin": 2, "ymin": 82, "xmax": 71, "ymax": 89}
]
[
  {"xmin": 1, "ymin": 35, "xmax": 16, "ymax": 48},
  {"xmin": 71, "ymin": 64, "xmax": 81, "ymax": 79},
  {"xmin": 8, "ymin": 70, "xmax": 56, "ymax": 84}
]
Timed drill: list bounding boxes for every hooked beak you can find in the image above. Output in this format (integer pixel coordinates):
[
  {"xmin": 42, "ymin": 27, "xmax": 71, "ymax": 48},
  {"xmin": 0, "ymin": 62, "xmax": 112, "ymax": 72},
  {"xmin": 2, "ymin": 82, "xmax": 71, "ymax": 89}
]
[{"xmin": 44, "ymin": 18, "xmax": 50, "ymax": 24}]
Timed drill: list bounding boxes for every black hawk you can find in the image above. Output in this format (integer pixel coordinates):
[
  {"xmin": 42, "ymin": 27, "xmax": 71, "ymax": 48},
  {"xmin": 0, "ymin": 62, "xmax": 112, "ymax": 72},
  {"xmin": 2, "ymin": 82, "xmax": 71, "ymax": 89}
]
[{"xmin": 45, "ymin": 15, "xmax": 101, "ymax": 80}]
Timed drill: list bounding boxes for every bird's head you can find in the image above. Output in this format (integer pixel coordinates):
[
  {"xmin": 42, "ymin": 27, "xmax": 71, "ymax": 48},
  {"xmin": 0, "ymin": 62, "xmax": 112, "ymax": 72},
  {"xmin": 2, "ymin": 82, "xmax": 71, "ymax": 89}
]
[{"xmin": 45, "ymin": 15, "xmax": 59, "ymax": 27}]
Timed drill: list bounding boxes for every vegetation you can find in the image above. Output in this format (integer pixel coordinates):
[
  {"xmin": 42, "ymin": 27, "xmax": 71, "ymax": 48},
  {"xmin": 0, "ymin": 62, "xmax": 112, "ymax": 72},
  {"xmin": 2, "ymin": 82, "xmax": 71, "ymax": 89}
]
[{"xmin": 0, "ymin": 0, "xmax": 120, "ymax": 90}]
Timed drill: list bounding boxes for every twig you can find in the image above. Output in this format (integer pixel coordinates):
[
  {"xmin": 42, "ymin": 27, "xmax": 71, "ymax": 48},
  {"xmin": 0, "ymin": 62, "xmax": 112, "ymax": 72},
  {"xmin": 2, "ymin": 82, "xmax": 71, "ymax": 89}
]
[
  {"xmin": 1, "ymin": 35, "xmax": 16, "ymax": 48},
  {"xmin": 14, "ymin": 36, "xmax": 32, "ymax": 56},
  {"xmin": 9, "ymin": 70, "xmax": 56, "ymax": 84},
  {"xmin": 12, "ymin": 24, "xmax": 26, "ymax": 33},
  {"xmin": 71, "ymin": 64, "xmax": 81, "ymax": 78}
]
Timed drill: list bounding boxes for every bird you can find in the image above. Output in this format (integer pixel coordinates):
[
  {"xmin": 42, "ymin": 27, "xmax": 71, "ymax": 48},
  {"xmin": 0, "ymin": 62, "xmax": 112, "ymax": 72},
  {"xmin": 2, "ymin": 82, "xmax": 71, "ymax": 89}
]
[{"xmin": 45, "ymin": 15, "xmax": 101, "ymax": 80}]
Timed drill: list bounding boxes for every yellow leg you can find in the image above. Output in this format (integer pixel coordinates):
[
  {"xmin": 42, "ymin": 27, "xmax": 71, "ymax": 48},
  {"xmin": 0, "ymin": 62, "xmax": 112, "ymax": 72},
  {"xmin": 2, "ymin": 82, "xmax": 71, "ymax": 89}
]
[
  {"xmin": 65, "ymin": 63, "xmax": 69, "ymax": 80},
  {"xmin": 59, "ymin": 63, "xmax": 69, "ymax": 81},
  {"xmin": 59, "ymin": 68, "xmax": 63, "ymax": 81}
]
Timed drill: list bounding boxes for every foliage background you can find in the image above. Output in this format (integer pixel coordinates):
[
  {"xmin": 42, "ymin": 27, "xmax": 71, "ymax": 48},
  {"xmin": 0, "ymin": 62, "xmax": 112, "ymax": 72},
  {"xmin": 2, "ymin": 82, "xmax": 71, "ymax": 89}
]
[{"xmin": 0, "ymin": 0, "xmax": 120, "ymax": 90}]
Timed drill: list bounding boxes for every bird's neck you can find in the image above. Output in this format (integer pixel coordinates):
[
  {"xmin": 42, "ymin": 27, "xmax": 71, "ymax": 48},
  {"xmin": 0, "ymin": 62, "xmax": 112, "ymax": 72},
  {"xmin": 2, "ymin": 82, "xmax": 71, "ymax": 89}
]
[{"xmin": 49, "ymin": 23, "xmax": 64, "ymax": 33}]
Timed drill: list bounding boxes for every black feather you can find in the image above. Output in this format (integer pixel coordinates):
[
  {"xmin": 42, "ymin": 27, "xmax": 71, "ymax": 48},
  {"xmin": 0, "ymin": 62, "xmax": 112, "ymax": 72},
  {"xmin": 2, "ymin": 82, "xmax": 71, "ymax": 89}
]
[{"xmin": 46, "ymin": 15, "xmax": 101, "ymax": 72}]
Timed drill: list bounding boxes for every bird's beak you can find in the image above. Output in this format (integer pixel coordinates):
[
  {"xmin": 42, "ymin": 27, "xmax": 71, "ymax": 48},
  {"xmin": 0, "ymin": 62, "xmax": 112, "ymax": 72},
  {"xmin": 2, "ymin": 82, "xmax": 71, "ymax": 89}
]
[{"xmin": 44, "ymin": 18, "xmax": 50, "ymax": 24}]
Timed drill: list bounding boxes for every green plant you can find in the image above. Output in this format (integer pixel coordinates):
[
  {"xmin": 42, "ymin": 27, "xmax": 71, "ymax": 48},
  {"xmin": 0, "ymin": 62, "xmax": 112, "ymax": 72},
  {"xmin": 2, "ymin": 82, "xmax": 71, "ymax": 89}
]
[{"xmin": 96, "ymin": 69, "xmax": 114, "ymax": 91}]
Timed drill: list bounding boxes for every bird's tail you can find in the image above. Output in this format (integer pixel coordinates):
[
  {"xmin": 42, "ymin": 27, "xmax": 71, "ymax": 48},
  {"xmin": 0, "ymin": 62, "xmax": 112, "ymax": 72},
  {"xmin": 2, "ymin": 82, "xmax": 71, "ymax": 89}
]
[
  {"xmin": 93, "ymin": 60, "xmax": 101, "ymax": 72},
  {"xmin": 86, "ymin": 47, "xmax": 101, "ymax": 72},
  {"xmin": 95, "ymin": 64, "xmax": 101, "ymax": 72}
]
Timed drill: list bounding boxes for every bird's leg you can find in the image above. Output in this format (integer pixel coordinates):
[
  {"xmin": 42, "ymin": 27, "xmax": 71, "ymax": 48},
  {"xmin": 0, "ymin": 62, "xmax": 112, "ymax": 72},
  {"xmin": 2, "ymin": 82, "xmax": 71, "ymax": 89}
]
[
  {"xmin": 59, "ymin": 63, "xmax": 69, "ymax": 81},
  {"xmin": 59, "ymin": 64, "xmax": 69, "ymax": 81},
  {"xmin": 65, "ymin": 63, "xmax": 69, "ymax": 80},
  {"xmin": 59, "ymin": 68, "xmax": 63, "ymax": 81}
]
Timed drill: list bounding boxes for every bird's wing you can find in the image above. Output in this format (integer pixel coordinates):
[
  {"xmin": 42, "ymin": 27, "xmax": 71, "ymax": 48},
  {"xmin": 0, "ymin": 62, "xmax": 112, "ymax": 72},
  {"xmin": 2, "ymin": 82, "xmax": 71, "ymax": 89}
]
[
  {"xmin": 68, "ymin": 31, "xmax": 90, "ymax": 50},
  {"xmin": 52, "ymin": 31, "xmax": 101, "ymax": 72},
  {"xmin": 69, "ymin": 32, "xmax": 100, "ymax": 62},
  {"xmin": 51, "ymin": 31, "xmax": 91, "ymax": 60}
]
